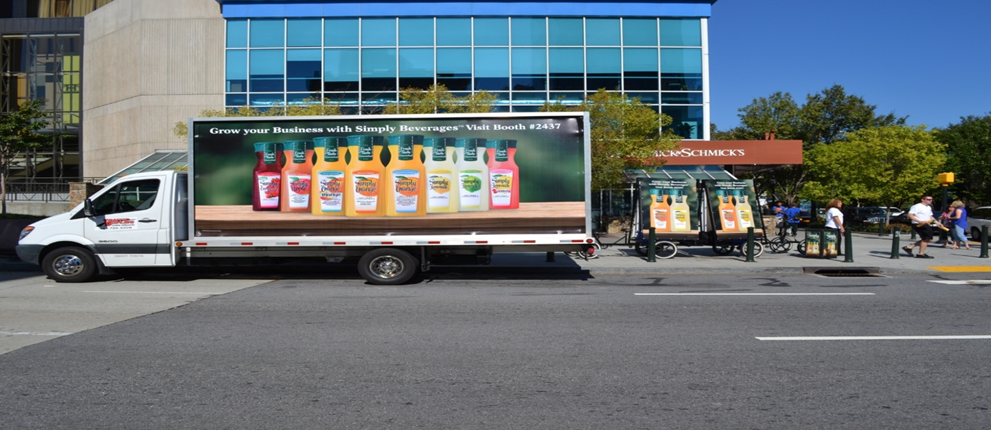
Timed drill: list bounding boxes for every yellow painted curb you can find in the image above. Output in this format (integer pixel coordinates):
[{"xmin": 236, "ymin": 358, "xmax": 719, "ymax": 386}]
[{"xmin": 929, "ymin": 266, "xmax": 991, "ymax": 272}]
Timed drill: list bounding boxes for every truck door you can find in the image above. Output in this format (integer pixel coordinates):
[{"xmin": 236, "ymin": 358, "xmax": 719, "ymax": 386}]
[{"xmin": 82, "ymin": 177, "xmax": 171, "ymax": 266}]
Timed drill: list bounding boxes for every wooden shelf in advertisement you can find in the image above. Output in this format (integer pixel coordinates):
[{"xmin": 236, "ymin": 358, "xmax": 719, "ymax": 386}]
[{"xmin": 194, "ymin": 202, "xmax": 586, "ymax": 237}]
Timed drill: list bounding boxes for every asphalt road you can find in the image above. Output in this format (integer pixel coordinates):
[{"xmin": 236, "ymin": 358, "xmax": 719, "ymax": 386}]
[{"xmin": 1, "ymin": 269, "xmax": 990, "ymax": 429}]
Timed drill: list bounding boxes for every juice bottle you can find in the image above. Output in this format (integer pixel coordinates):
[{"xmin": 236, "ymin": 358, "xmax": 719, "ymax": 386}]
[
  {"xmin": 734, "ymin": 190, "xmax": 755, "ymax": 230},
  {"xmin": 252, "ymin": 142, "xmax": 282, "ymax": 211},
  {"xmin": 670, "ymin": 189, "xmax": 691, "ymax": 232},
  {"xmin": 716, "ymin": 190, "xmax": 737, "ymax": 231},
  {"xmin": 424, "ymin": 137, "xmax": 458, "ymax": 213},
  {"xmin": 385, "ymin": 134, "xmax": 426, "ymax": 216},
  {"xmin": 280, "ymin": 140, "xmax": 314, "ymax": 212},
  {"xmin": 650, "ymin": 189, "xmax": 670, "ymax": 232},
  {"xmin": 311, "ymin": 136, "xmax": 348, "ymax": 215},
  {"xmin": 486, "ymin": 139, "xmax": 520, "ymax": 209},
  {"xmin": 455, "ymin": 137, "xmax": 489, "ymax": 211},
  {"xmin": 345, "ymin": 135, "xmax": 386, "ymax": 216}
]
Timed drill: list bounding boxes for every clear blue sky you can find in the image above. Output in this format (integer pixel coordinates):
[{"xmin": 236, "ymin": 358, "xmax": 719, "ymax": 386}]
[{"xmin": 708, "ymin": 0, "xmax": 991, "ymax": 131}]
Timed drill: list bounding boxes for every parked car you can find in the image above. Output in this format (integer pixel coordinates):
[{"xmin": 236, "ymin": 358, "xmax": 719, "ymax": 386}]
[
  {"xmin": 849, "ymin": 207, "xmax": 903, "ymax": 225},
  {"xmin": 967, "ymin": 206, "xmax": 991, "ymax": 241}
]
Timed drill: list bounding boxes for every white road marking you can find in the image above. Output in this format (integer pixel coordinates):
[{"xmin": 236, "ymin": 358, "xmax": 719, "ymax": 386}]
[
  {"xmin": 929, "ymin": 280, "xmax": 991, "ymax": 285},
  {"xmin": 83, "ymin": 290, "xmax": 219, "ymax": 295},
  {"xmin": 635, "ymin": 293, "xmax": 875, "ymax": 296},
  {"xmin": 0, "ymin": 331, "xmax": 73, "ymax": 337},
  {"xmin": 757, "ymin": 335, "xmax": 991, "ymax": 341}
]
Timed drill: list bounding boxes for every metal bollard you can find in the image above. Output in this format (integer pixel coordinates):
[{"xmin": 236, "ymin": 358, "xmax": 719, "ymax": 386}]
[
  {"xmin": 647, "ymin": 227, "xmax": 656, "ymax": 262},
  {"xmin": 745, "ymin": 227, "xmax": 755, "ymax": 262},
  {"xmin": 889, "ymin": 228, "xmax": 900, "ymax": 259},
  {"xmin": 910, "ymin": 227, "xmax": 916, "ymax": 240},
  {"xmin": 981, "ymin": 226, "xmax": 989, "ymax": 259},
  {"xmin": 878, "ymin": 222, "xmax": 886, "ymax": 236},
  {"xmin": 843, "ymin": 229, "xmax": 854, "ymax": 263}
]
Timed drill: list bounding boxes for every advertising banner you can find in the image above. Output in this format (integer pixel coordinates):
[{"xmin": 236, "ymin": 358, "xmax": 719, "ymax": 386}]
[
  {"xmin": 705, "ymin": 179, "xmax": 763, "ymax": 238},
  {"xmin": 637, "ymin": 178, "xmax": 700, "ymax": 239},
  {"xmin": 188, "ymin": 113, "xmax": 589, "ymax": 237}
]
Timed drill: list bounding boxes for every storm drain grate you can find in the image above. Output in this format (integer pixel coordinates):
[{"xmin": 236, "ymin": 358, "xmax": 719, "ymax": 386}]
[{"xmin": 804, "ymin": 267, "xmax": 883, "ymax": 277}]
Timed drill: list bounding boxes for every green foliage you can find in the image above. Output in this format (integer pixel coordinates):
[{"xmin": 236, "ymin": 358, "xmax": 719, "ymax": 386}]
[
  {"xmin": 935, "ymin": 113, "xmax": 991, "ymax": 205},
  {"xmin": 801, "ymin": 125, "xmax": 945, "ymax": 210},
  {"xmin": 541, "ymin": 89, "xmax": 679, "ymax": 190},
  {"xmin": 173, "ymin": 99, "xmax": 342, "ymax": 140},
  {"xmin": 383, "ymin": 84, "xmax": 496, "ymax": 114},
  {"xmin": 0, "ymin": 99, "xmax": 50, "ymax": 214}
]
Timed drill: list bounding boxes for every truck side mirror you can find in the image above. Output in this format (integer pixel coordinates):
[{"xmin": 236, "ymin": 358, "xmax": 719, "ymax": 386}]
[{"xmin": 83, "ymin": 199, "xmax": 95, "ymax": 217}]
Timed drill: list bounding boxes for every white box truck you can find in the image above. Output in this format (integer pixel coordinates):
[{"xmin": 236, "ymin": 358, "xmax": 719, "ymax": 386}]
[{"xmin": 16, "ymin": 112, "xmax": 592, "ymax": 284}]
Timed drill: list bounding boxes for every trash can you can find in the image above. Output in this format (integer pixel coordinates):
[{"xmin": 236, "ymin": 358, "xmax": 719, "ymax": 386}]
[{"xmin": 804, "ymin": 229, "xmax": 838, "ymax": 258}]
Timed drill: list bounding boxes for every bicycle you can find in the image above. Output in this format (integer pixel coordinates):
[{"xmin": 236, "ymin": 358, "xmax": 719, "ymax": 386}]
[
  {"xmin": 768, "ymin": 217, "xmax": 803, "ymax": 253},
  {"xmin": 573, "ymin": 228, "xmax": 633, "ymax": 259}
]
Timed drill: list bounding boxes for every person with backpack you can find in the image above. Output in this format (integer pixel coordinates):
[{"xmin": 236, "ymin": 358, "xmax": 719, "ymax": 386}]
[{"xmin": 784, "ymin": 202, "xmax": 802, "ymax": 236}]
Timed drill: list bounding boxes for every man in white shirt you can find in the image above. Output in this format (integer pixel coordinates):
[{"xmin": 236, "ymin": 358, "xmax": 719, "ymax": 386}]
[{"xmin": 903, "ymin": 195, "xmax": 936, "ymax": 258}]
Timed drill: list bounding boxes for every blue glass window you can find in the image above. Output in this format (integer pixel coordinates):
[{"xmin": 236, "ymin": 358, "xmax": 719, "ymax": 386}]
[
  {"xmin": 512, "ymin": 47, "xmax": 546, "ymax": 90},
  {"xmin": 287, "ymin": 49, "xmax": 321, "ymax": 92},
  {"xmin": 661, "ymin": 48, "xmax": 703, "ymax": 91},
  {"xmin": 362, "ymin": 18, "xmax": 396, "ymax": 47},
  {"xmin": 324, "ymin": 49, "xmax": 358, "ymax": 91},
  {"xmin": 399, "ymin": 48, "xmax": 434, "ymax": 89},
  {"xmin": 623, "ymin": 18, "xmax": 657, "ymax": 46},
  {"xmin": 663, "ymin": 105, "xmax": 703, "ymax": 139},
  {"xmin": 325, "ymin": 19, "xmax": 358, "ymax": 46},
  {"xmin": 362, "ymin": 48, "xmax": 397, "ymax": 91},
  {"xmin": 586, "ymin": 18, "xmax": 619, "ymax": 46},
  {"xmin": 512, "ymin": 18, "xmax": 545, "ymax": 46},
  {"xmin": 586, "ymin": 48, "xmax": 620, "ymax": 91},
  {"xmin": 436, "ymin": 18, "xmax": 470, "ymax": 46},
  {"xmin": 624, "ymin": 48, "xmax": 658, "ymax": 91},
  {"xmin": 474, "ymin": 18, "xmax": 508, "ymax": 46},
  {"xmin": 250, "ymin": 20, "xmax": 284, "ymax": 48},
  {"xmin": 548, "ymin": 18, "xmax": 583, "ymax": 46},
  {"xmin": 474, "ymin": 48, "xmax": 509, "ymax": 91},
  {"xmin": 249, "ymin": 50, "xmax": 284, "ymax": 92},
  {"xmin": 399, "ymin": 18, "xmax": 433, "ymax": 46},
  {"xmin": 437, "ymin": 48, "xmax": 471, "ymax": 91},
  {"xmin": 287, "ymin": 19, "xmax": 321, "ymax": 47},
  {"xmin": 549, "ymin": 48, "xmax": 583, "ymax": 90},
  {"xmin": 662, "ymin": 93, "xmax": 703, "ymax": 104},
  {"xmin": 227, "ymin": 20, "xmax": 247, "ymax": 48},
  {"xmin": 288, "ymin": 92, "xmax": 320, "ymax": 104},
  {"xmin": 250, "ymin": 93, "xmax": 285, "ymax": 107},
  {"xmin": 226, "ymin": 93, "xmax": 247, "ymax": 106},
  {"xmin": 226, "ymin": 49, "xmax": 247, "ymax": 92},
  {"xmin": 660, "ymin": 19, "xmax": 701, "ymax": 46}
]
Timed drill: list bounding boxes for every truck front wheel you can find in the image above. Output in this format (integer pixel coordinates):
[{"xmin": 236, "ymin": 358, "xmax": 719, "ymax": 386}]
[
  {"xmin": 357, "ymin": 248, "xmax": 418, "ymax": 285},
  {"xmin": 41, "ymin": 246, "xmax": 97, "ymax": 283}
]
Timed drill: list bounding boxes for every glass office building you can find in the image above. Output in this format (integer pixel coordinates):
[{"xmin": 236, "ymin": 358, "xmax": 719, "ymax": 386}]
[{"xmin": 220, "ymin": 1, "xmax": 712, "ymax": 139}]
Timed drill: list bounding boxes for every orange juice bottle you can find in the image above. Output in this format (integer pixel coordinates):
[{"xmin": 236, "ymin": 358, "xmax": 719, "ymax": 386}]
[
  {"xmin": 734, "ymin": 190, "xmax": 754, "ymax": 230},
  {"xmin": 650, "ymin": 189, "xmax": 671, "ymax": 231},
  {"xmin": 670, "ymin": 189, "xmax": 691, "ymax": 232},
  {"xmin": 486, "ymin": 139, "xmax": 520, "ymax": 209},
  {"xmin": 280, "ymin": 140, "xmax": 314, "ymax": 212},
  {"xmin": 424, "ymin": 137, "xmax": 459, "ymax": 213},
  {"xmin": 385, "ymin": 134, "xmax": 426, "ymax": 216},
  {"xmin": 345, "ymin": 135, "xmax": 385, "ymax": 216},
  {"xmin": 716, "ymin": 190, "xmax": 737, "ymax": 231},
  {"xmin": 311, "ymin": 136, "xmax": 348, "ymax": 215}
]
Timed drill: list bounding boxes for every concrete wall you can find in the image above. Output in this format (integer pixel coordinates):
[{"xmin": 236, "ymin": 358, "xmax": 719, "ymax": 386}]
[{"xmin": 83, "ymin": 0, "xmax": 225, "ymax": 179}]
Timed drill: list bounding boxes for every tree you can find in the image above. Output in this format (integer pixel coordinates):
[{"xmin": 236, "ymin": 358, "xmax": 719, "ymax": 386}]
[
  {"xmin": 0, "ymin": 99, "xmax": 50, "ymax": 214},
  {"xmin": 173, "ymin": 100, "xmax": 341, "ymax": 140},
  {"xmin": 799, "ymin": 85, "xmax": 904, "ymax": 146},
  {"xmin": 935, "ymin": 113, "xmax": 991, "ymax": 205},
  {"xmin": 801, "ymin": 125, "xmax": 945, "ymax": 215},
  {"xmin": 382, "ymin": 84, "xmax": 495, "ymax": 114},
  {"xmin": 542, "ymin": 89, "xmax": 680, "ymax": 190}
]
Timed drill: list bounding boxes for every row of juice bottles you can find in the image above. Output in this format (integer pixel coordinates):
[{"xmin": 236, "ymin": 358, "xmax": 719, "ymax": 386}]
[
  {"xmin": 715, "ymin": 189, "xmax": 756, "ymax": 232},
  {"xmin": 805, "ymin": 232, "xmax": 838, "ymax": 256},
  {"xmin": 649, "ymin": 189, "xmax": 692, "ymax": 232},
  {"xmin": 251, "ymin": 134, "xmax": 520, "ymax": 216}
]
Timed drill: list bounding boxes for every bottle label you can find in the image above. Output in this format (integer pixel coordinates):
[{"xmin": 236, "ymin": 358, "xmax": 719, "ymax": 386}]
[
  {"xmin": 352, "ymin": 170, "xmax": 379, "ymax": 213},
  {"xmin": 463, "ymin": 145, "xmax": 478, "ymax": 162},
  {"xmin": 673, "ymin": 209, "xmax": 689, "ymax": 231},
  {"xmin": 427, "ymin": 171, "xmax": 452, "ymax": 208},
  {"xmin": 357, "ymin": 143, "xmax": 374, "ymax": 161},
  {"xmin": 459, "ymin": 170, "xmax": 483, "ymax": 207},
  {"xmin": 256, "ymin": 173, "xmax": 280, "ymax": 209},
  {"xmin": 392, "ymin": 169, "xmax": 421, "ymax": 213},
  {"xmin": 432, "ymin": 145, "xmax": 447, "ymax": 161},
  {"xmin": 287, "ymin": 175, "xmax": 311, "ymax": 209},
  {"xmin": 317, "ymin": 170, "xmax": 344, "ymax": 213},
  {"xmin": 324, "ymin": 145, "xmax": 339, "ymax": 162},
  {"xmin": 721, "ymin": 209, "xmax": 737, "ymax": 230},
  {"xmin": 738, "ymin": 208, "xmax": 753, "ymax": 229},
  {"xmin": 293, "ymin": 148, "xmax": 307, "ymax": 164},
  {"xmin": 490, "ymin": 169, "xmax": 513, "ymax": 207},
  {"xmin": 653, "ymin": 208, "xmax": 669, "ymax": 230},
  {"xmin": 263, "ymin": 150, "xmax": 278, "ymax": 165}
]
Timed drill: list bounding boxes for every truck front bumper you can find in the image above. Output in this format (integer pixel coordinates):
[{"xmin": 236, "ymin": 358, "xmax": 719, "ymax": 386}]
[{"xmin": 15, "ymin": 245, "xmax": 43, "ymax": 265}]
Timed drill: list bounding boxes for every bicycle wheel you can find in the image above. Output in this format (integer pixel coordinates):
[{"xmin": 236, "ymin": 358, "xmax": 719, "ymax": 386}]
[
  {"xmin": 712, "ymin": 244, "xmax": 735, "ymax": 255},
  {"xmin": 634, "ymin": 241, "xmax": 648, "ymax": 256},
  {"xmin": 739, "ymin": 242, "xmax": 764, "ymax": 258},
  {"xmin": 769, "ymin": 237, "xmax": 791, "ymax": 253},
  {"xmin": 655, "ymin": 241, "xmax": 678, "ymax": 259},
  {"xmin": 796, "ymin": 241, "xmax": 807, "ymax": 255}
]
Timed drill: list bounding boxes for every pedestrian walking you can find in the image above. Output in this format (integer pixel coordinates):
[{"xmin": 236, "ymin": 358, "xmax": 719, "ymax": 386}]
[
  {"xmin": 947, "ymin": 200, "xmax": 972, "ymax": 250},
  {"xmin": 903, "ymin": 195, "xmax": 941, "ymax": 258},
  {"xmin": 824, "ymin": 198, "xmax": 844, "ymax": 255}
]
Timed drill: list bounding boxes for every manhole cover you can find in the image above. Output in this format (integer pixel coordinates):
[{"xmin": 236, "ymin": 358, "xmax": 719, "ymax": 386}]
[{"xmin": 805, "ymin": 267, "xmax": 882, "ymax": 277}]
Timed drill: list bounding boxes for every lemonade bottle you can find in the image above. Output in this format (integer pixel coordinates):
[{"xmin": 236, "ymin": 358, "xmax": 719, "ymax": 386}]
[
  {"xmin": 252, "ymin": 142, "xmax": 282, "ymax": 211},
  {"xmin": 486, "ymin": 139, "xmax": 520, "ymax": 209},
  {"xmin": 734, "ymin": 190, "xmax": 755, "ymax": 230},
  {"xmin": 345, "ymin": 135, "xmax": 386, "ymax": 217},
  {"xmin": 311, "ymin": 136, "xmax": 348, "ymax": 215},
  {"xmin": 716, "ymin": 190, "xmax": 737, "ymax": 231},
  {"xmin": 385, "ymin": 134, "xmax": 426, "ymax": 216},
  {"xmin": 455, "ymin": 137, "xmax": 489, "ymax": 211},
  {"xmin": 280, "ymin": 140, "xmax": 314, "ymax": 212},
  {"xmin": 670, "ymin": 189, "xmax": 691, "ymax": 232},
  {"xmin": 424, "ymin": 137, "xmax": 458, "ymax": 213},
  {"xmin": 650, "ymin": 189, "xmax": 671, "ymax": 232}
]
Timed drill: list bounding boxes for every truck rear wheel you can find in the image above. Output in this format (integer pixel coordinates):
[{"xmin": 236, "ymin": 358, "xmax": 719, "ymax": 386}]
[
  {"xmin": 41, "ymin": 246, "xmax": 97, "ymax": 283},
  {"xmin": 357, "ymin": 248, "xmax": 418, "ymax": 285}
]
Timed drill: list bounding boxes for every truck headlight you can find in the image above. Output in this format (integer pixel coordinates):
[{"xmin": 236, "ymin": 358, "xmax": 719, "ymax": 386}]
[{"xmin": 19, "ymin": 226, "xmax": 34, "ymax": 241}]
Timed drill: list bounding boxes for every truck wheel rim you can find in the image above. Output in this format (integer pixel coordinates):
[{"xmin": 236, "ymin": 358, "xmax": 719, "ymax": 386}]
[
  {"xmin": 53, "ymin": 255, "xmax": 84, "ymax": 276},
  {"xmin": 369, "ymin": 256, "xmax": 403, "ymax": 279}
]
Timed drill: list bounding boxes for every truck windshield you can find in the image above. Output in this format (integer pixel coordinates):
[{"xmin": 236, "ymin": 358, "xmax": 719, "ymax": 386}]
[{"xmin": 90, "ymin": 179, "xmax": 161, "ymax": 215}]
